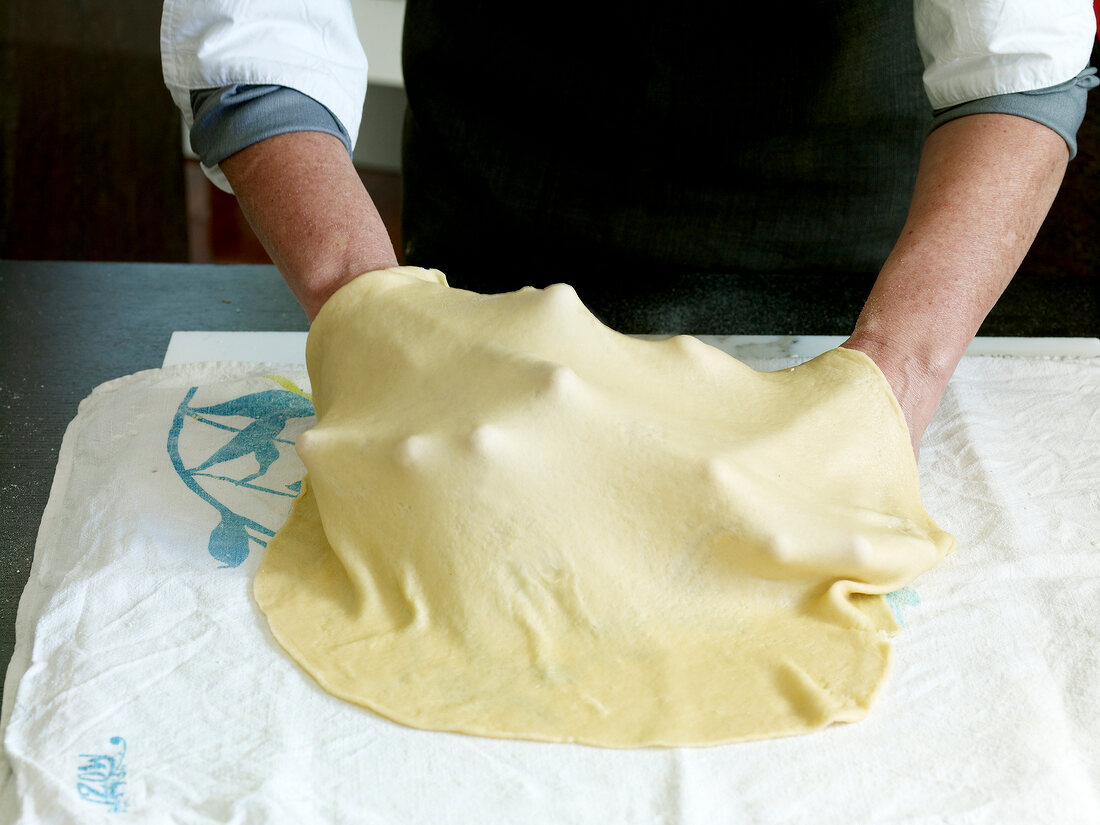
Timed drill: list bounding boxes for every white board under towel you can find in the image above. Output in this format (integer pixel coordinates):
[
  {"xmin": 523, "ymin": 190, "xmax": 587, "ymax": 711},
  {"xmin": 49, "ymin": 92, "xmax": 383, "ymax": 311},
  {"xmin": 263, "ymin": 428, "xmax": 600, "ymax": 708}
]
[{"xmin": 1, "ymin": 353, "xmax": 1098, "ymax": 823}]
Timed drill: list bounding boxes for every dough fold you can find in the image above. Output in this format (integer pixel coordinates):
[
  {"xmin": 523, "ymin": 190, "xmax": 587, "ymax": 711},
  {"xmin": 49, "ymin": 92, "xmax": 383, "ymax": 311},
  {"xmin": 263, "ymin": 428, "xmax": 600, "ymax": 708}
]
[{"xmin": 254, "ymin": 267, "xmax": 954, "ymax": 747}]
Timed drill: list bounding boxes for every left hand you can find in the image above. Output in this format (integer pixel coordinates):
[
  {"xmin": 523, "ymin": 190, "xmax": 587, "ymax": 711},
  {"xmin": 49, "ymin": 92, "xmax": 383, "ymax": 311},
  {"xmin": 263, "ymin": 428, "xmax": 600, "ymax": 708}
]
[
  {"xmin": 842, "ymin": 113, "xmax": 1069, "ymax": 460},
  {"xmin": 841, "ymin": 331, "xmax": 950, "ymax": 459}
]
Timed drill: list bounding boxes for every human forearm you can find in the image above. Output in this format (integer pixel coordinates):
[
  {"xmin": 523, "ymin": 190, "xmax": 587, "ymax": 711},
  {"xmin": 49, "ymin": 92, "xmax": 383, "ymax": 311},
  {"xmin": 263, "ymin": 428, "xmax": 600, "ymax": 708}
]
[
  {"xmin": 219, "ymin": 131, "xmax": 399, "ymax": 320},
  {"xmin": 845, "ymin": 113, "xmax": 1069, "ymax": 453}
]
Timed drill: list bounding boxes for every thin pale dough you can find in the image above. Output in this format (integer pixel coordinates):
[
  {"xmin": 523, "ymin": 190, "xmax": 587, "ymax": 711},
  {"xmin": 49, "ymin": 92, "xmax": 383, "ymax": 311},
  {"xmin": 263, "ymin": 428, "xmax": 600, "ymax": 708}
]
[{"xmin": 254, "ymin": 267, "xmax": 954, "ymax": 747}]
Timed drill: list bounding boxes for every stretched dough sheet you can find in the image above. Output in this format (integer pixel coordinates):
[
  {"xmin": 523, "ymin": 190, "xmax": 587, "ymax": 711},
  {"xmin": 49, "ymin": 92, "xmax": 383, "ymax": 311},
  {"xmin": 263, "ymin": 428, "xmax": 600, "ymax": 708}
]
[
  {"xmin": 254, "ymin": 268, "xmax": 953, "ymax": 747},
  {"xmin": 2, "ymin": 324, "xmax": 1098, "ymax": 822}
]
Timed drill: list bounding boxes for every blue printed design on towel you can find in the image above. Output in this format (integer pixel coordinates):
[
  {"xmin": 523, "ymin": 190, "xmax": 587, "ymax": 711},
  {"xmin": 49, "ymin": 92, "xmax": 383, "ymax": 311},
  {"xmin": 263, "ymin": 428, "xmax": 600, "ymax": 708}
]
[
  {"xmin": 168, "ymin": 380, "xmax": 314, "ymax": 568},
  {"xmin": 77, "ymin": 736, "xmax": 128, "ymax": 813},
  {"xmin": 885, "ymin": 586, "xmax": 921, "ymax": 626}
]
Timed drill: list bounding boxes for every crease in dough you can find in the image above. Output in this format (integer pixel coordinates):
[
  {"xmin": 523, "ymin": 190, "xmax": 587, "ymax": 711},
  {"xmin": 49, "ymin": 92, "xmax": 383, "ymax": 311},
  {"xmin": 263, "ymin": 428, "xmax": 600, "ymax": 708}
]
[{"xmin": 254, "ymin": 267, "xmax": 954, "ymax": 747}]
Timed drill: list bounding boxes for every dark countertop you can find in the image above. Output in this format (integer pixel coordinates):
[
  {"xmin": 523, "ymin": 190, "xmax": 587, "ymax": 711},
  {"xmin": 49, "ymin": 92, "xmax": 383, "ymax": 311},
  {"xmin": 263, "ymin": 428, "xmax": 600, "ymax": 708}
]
[{"xmin": 1, "ymin": 259, "xmax": 1097, "ymax": 699}]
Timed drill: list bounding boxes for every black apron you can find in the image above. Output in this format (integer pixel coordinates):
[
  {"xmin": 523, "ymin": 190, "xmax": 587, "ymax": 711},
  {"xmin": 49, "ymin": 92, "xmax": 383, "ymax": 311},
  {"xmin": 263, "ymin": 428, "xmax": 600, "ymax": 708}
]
[{"xmin": 400, "ymin": 2, "xmax": 931, "ymax": 328}]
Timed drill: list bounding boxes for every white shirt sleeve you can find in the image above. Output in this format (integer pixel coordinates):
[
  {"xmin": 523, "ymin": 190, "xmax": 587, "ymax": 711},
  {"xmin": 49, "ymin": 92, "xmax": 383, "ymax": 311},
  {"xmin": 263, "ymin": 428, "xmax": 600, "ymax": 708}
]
[
  {"xmin": 914, "ymin": 0, "xmax": 1097, "ymax": 110},
  {"xmin": 161, "ymin": 0, "xmax": 368, "ymax": 147}
]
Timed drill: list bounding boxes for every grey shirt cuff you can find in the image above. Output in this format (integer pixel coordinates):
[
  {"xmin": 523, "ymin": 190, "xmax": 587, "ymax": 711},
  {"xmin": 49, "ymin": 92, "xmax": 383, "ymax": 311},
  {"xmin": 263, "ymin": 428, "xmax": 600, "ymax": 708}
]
[
  {"xmin": 189, "ymin": 84, "xmax": 353, "ymax": 168},
  {"xmin": 929, "ymin": 67, "xmax": 1098, "ymax": 160}
]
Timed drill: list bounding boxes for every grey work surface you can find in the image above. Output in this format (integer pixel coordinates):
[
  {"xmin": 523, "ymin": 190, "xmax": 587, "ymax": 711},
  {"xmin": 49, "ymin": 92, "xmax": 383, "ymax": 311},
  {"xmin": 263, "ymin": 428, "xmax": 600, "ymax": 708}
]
[{"xmin": 1, "ymin": 259, "xmax": 1097, "ymax": 703}]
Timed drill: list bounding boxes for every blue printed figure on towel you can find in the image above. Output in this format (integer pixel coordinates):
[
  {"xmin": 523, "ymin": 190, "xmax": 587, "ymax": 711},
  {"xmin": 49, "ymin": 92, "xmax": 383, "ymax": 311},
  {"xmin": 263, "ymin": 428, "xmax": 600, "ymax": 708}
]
[
  {"xmin": 885, "ymin": 586, "xmax": 921, "ymax": 626},
  {"xmin": 77, "ymin": 736, "xmax": 128, "ymax": 813},
  {"xmin": 168, "ymin": 380, "xmax": 314, "ymax": 568}
]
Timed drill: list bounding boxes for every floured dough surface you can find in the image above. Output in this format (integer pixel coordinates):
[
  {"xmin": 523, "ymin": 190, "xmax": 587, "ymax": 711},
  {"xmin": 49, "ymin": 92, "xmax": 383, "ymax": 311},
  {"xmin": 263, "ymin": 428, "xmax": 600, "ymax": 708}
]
[{"xmin": 253, "ymin": 267, "xmax": 953, "ymax": 747}]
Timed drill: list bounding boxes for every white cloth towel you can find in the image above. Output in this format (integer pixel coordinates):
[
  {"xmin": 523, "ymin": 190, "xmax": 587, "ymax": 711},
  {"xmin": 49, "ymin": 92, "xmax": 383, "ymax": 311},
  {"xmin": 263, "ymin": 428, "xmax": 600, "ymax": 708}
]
[{"xmin": 2, "ymin": 354, "xmax": 1098, "ymax": 823}]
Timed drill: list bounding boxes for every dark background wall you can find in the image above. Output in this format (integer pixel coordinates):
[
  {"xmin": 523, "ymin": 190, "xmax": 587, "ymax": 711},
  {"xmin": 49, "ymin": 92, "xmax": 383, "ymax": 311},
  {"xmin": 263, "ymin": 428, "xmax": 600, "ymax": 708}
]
[
  {"xmin": 1026, "ymin": 39, "xmax": 1100, "ymax": 278},
  {"xmin": 1, "ymin": 0, "xmax": 189, "ymax": 261}
]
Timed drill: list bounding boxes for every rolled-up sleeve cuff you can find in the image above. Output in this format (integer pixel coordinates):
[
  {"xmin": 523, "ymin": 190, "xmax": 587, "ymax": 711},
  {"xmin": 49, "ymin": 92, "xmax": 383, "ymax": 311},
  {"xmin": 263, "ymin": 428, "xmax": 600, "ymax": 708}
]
[
  {"xmin": 189, "ymin": 84, "xmax": 354, "ymax": 191},
  {"xmin": 929, "ymin": 67, "xmax": 1098, "ymax": 160}
]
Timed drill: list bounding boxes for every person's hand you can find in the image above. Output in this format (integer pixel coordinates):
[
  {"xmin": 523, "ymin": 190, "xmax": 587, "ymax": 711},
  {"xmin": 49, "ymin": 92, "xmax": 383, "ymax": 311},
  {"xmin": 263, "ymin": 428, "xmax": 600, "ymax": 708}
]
[
  {"xmin": 840, "ymin": 332, "xmax": 948, "ymax": 459},
  {"xmin": 219, "ymin": 131, "xmax": 399, "ymax": 322},
  {"xmin": 842, "ymin": 112, "xmax": 1069, "ymax": 460}
]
